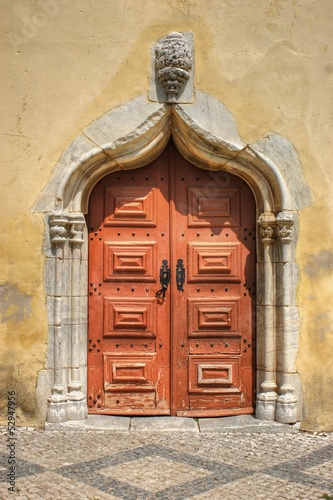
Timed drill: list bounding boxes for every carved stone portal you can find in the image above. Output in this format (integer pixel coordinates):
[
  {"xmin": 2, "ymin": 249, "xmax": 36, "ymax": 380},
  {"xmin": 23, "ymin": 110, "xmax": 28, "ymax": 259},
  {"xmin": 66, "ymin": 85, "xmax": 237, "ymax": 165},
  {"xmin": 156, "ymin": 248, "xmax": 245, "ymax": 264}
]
[{"xmin": 36, "ymin": 92, "xmax": 311, "ymax": 426}]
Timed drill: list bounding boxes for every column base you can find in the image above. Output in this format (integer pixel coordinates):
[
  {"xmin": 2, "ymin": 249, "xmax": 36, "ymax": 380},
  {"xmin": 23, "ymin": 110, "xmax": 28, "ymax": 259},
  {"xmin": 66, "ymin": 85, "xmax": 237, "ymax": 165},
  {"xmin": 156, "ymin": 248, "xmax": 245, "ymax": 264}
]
[
  {"xmin": 256, "ymin": 392, "xmax": 277, "ymax": 420},
  {"xmin": 67, "ymin": 398, "xmax": 88, "ymax": 420},
  {"xmin": 275, "ymin": 383, "xmax": 298, "ymax": 423},
  {"xmin": 47, "ymin": 399, "xmax": 68, "ymax": 423},
  {"xmin": 276, "ymin": 389, "xmax": 298, "ymax": 424}
]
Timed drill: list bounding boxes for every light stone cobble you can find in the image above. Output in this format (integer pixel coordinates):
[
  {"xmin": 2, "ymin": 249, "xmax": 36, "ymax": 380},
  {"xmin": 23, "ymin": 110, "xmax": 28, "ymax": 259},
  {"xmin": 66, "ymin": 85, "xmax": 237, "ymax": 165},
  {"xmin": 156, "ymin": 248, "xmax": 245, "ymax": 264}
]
[{"xmin": 0, "ymin": 419, "xmax": 332, "ymax": 500}]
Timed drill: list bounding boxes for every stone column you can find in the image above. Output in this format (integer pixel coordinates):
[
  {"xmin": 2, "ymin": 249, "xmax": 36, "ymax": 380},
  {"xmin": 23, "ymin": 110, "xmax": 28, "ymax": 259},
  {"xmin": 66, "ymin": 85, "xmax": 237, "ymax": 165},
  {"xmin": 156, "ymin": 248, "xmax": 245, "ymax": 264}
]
[
  {"xmin": 256, "ymin": 213, "xmax": 278, "ymax": 420},
  {"xmin": 275, "ymin": 210, "xmax": 298, "ymax": 423},
  {"xmin": 47, "ymin": 214, "xmax": 68, "ymax": 423},
  {"xmin": 67, "ymin": 215, "xmax": 88, "ymax": 420}
]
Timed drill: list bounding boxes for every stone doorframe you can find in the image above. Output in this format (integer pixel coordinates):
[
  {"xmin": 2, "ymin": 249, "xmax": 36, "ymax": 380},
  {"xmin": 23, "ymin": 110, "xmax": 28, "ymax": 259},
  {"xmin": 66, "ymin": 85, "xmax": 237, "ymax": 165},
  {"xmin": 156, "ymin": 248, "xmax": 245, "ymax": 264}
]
[{"xmin": 35, "ymin": 91, "xmax": 311, "ymax": 424}]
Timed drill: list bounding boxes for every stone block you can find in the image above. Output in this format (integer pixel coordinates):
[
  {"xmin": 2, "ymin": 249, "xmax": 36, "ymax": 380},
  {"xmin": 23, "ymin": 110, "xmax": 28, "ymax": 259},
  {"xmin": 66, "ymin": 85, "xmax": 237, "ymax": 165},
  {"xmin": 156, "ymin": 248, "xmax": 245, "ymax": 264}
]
[
  {"xmin": 199, "ymin": 415, "xmax": 293, "ymax": 433},
  {"xmin": 256, "ymin": 397, "xmax": 276, "ymax": 421},
  {"xmin": 36, "ymin": 370, "xmax": 51, "ymax": 423},
  {"xmin": 256, "ymin": 305, "xmax": 275, "ymax": 370},
  {"xmin": 79, "ymin": 365, "xmax": 87, "ymax": 395},
  {"xmin": 84, "ymin": 95, "xmax": 167, "ymax": 153},
  {"xmin": 276, "ymin": 262, "xmax": 299, "ymax": 306},
  {"xmin": 130, "ymin": 416, "xmax": 199, "ymax": 432},
  {"xmin": 67, "ymin": 399, "xmax": 88, "ymax": 421},
  {"xmin": 276, "ymin": 306, "xmax": 299, "ymax": 373},
  {"xmin": 250, "ymin": 133, "xmax": 312, "ymax": 211},
  {"xmin": 78, "ymin": 326, "xmax": 88, "ymax": 366},
  {"xmin": 34, "ymin": 135, "xmax": 106, "ymax": 213},
  {"xmin": 256, "ymin": 262, "xmax": 276, "ymax": 305},
  {"xmin": 276, "ymin": 372, "xmax": 303, "ymax": 421},
  {"xmin": 176, "ymin": 90, "xmax": 246, "ymax": 154},
  {"xmin": 46, "ymin": 326, "xmax": 55, "ymax": 369}
]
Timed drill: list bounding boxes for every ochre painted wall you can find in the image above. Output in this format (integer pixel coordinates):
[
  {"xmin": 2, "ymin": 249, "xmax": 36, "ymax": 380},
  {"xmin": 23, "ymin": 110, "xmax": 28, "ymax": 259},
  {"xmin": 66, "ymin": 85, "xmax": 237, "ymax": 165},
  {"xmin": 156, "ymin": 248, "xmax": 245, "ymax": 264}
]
[{"xmin": 1, "ymin": 0, "xmax": 333, "ymax": 430}]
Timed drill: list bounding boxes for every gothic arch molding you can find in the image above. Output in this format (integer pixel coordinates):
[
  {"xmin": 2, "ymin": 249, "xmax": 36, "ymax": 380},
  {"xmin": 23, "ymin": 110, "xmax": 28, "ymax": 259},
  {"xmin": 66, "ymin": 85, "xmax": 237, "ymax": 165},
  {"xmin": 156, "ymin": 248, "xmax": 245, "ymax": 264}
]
[{"xmin": 35, "ymin": 91, "xmax": 311, "ymax": 424}]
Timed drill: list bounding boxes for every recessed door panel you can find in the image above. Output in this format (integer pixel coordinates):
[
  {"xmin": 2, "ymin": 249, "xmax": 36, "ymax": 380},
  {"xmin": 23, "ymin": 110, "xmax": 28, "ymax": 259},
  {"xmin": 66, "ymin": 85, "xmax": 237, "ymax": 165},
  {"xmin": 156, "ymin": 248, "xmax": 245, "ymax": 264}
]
[{"xmin": 88, "ymin": 144, "xmax": 256, "ymax": 416}]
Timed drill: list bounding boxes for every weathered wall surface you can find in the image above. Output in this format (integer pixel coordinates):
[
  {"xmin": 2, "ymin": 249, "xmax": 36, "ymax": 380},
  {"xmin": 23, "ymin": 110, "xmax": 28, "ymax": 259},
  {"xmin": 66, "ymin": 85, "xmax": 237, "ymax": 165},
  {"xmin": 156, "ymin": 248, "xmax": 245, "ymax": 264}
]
[{"xmin": 1, "ymin": 0, "xmax": 333, "ymax": 430}]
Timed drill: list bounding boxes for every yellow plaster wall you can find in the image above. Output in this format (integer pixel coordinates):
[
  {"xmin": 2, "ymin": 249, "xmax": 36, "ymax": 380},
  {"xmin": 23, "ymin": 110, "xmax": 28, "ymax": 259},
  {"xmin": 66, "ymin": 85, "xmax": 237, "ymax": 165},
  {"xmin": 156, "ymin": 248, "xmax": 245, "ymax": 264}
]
[{"xmin": 1, "ymin": 0, "xmax": 333, "ymax": 430}]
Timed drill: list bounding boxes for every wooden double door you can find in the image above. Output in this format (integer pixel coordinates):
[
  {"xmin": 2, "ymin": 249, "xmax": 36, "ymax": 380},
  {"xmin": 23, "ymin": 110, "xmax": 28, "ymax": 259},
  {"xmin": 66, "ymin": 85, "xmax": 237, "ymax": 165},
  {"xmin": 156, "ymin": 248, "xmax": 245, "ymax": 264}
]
[{"xmin": 88, "ymin": 144, "xmax": 256, "ymax": 416}]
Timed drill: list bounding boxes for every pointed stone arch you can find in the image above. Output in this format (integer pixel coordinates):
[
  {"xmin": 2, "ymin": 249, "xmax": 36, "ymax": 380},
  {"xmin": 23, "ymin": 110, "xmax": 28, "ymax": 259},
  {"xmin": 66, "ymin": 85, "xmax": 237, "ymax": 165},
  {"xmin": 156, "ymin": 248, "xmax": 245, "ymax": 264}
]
[{"xmin": 35, "ymin": 91, "xmax": 311, "ymax": 424}]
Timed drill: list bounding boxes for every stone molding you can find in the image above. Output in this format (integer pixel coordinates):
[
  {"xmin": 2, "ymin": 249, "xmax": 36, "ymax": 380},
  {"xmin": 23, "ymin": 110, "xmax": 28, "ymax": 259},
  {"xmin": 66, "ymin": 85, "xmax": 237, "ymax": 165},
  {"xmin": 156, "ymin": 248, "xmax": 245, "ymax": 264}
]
[{"xmin": 34, "ymin": 91, "xmax": 311, "ymax": 425}]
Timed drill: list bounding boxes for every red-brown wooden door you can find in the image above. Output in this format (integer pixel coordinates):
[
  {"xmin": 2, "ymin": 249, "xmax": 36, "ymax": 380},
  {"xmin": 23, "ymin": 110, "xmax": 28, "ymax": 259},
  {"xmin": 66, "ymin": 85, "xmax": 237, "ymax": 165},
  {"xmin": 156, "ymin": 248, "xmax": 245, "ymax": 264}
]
[{"xmin": 88, "ymin": 144, "xmax": 256, "ymax": 416}]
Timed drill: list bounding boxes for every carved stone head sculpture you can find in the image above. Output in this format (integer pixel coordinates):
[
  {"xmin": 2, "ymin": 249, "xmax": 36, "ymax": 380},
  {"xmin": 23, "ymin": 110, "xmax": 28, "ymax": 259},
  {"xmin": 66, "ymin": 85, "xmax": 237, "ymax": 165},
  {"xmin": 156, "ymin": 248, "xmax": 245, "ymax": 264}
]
[{"xmin": 155, "ymin": 32, "xmax": 193, "ymax": 102}]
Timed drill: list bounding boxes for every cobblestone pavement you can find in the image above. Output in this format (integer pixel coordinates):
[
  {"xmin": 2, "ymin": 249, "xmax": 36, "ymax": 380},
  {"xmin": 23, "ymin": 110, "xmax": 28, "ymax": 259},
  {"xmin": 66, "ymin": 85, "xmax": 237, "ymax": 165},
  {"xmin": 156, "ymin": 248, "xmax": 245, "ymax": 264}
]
[{"xmin": 1, "ymin": 417, "xmax": 333, "ymax": 500}]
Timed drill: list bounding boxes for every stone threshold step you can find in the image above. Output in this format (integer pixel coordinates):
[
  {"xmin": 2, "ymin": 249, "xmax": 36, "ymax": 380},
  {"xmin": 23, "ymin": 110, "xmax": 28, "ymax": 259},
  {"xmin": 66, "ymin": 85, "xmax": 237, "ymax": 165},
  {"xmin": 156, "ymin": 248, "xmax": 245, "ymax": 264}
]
[{"xmin": 45, "ymin": 414, "xmax": 300, "ymax": 433}]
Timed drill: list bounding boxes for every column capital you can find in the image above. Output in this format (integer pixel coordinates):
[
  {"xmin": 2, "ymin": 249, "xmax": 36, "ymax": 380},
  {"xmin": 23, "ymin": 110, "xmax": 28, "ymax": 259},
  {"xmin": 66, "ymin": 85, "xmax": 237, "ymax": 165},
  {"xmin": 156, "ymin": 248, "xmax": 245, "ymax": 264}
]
[
  {"xmin": 258, "ymin": 212, "xmax": 276, "ymax": 244},
  {"xmin": 68, "ymin": 214, "xmax": 86, "ymax": 246},
  {"xmin": 49, "ymin": 213, "xmax": 69, "ymax": 246},
  {"xmin": 49, "ymin": 212, "xmax": 86, "ymax": 246},
  {"xmin": 276, "ymin": 210, "xmax": 295, "ymax": 243}
]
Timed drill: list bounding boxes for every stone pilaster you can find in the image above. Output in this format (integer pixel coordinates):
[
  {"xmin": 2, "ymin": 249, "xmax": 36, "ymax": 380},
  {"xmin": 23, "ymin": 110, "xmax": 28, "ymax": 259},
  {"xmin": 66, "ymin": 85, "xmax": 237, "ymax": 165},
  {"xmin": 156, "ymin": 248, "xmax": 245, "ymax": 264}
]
[
  {"xmin": 47, "ymin": 214, "xmax": 68, "ymax": 423},
  {"xmin": 67, "ymin": 215, "xmax": 88, "ymax": 420},
  {"xmin": 275, "ymin": 211, "xmax": 298, "ymax": 423},
  {"xmin": 256, "ymin": 212, "xmax": 278, "ymax": 420}
]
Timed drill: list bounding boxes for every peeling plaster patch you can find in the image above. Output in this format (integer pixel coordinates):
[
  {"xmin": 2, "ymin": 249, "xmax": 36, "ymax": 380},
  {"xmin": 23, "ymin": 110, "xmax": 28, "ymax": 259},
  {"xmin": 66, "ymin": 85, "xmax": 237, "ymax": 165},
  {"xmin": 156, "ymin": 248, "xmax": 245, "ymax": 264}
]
[
  {"xmin": 0, "ymin": 283, "xmax": 32, "ymax": 323},
  {"xmin": 304, "ymin": 250, "xmax": 333, "ymax": 277}
]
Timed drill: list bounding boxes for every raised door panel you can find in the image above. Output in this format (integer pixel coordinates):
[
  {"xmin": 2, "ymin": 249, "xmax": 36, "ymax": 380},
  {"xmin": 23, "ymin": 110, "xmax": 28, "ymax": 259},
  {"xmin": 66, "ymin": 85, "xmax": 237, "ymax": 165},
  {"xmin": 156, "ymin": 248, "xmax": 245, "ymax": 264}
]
[
  {"xmin": 103, "ymin": 241, "xmax": 157, "ymax": 281},
  {"xmin": 104, "ymin": 297, "xmax": 157, "ymax": 338},
  {"xmin": 188, "ymin": 297, "xmax": 240, "ymax": 336},
  {"xmin": 104, "ymin": 186, "xmax": 157, "ymax": 227},
  {"xmin": 188, "ymin": 187, "xmax": 241, "ymax": 227},
  {"xmin": 104, "ymin": 354, "xmax": 156, "ymax": 392},
  {"xmin": 187, "ymin": 242, "xmax": 242, "ymax": 282}
]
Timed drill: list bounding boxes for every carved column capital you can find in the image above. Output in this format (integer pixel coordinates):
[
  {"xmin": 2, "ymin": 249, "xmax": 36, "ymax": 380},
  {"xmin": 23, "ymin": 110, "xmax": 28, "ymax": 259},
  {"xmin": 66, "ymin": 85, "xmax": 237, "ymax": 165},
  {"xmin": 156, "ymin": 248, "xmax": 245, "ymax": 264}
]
[
  {"xmin": 258, "ymin": 212, "xmax": 277, "ymax": 244},
  {"xmin": 49, "ymin": 214, "xmax": 69, "ymax": 245},
  {"xmin": 69, "ymin": 214, "xmax": 86, "ymax": 246},
  {"xmin": 276, "ymin": 210, "xmax": 295, "ymax": 243},
  {"xmin": 49, "ymin": 213, "xmax": 86, "ymax": 246}
]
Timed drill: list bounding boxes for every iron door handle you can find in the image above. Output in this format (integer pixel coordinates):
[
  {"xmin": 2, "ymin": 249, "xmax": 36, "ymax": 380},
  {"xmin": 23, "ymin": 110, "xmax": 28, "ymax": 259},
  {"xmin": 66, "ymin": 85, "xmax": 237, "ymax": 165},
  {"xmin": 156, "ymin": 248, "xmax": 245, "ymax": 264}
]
[
  {"xmin": 176, "ymin": 259, "xmax": 185, "ymax": 291},
  {"xmin": 156, "ymin": 260, "xmax": 170, "ymax": 300}
]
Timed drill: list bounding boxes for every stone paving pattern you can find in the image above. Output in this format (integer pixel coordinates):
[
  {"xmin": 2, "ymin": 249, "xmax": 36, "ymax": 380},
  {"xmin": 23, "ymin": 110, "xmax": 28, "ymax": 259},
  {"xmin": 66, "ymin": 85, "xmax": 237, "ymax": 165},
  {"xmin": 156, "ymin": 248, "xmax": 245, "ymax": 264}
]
[{"xmin": 1, "ymin": 418, "xmax": 333, "ymax": 500}]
